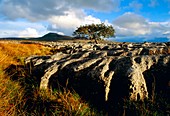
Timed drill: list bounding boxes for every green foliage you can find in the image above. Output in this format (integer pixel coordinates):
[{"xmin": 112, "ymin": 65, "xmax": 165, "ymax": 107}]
[{"xmin": 73, "ymin": 23, "xmax": 115, "ymax": 43}]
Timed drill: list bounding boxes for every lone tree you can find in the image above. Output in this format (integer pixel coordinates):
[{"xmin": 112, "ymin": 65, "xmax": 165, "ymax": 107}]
[{"xmin": 73, "ymin": 23, "xmax": 115, "ymax": 43}]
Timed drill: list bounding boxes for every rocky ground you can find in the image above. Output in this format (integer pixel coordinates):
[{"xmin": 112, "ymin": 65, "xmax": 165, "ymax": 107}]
[{"xmin": 24, "ymin": 40, "xmax": 170, "ymax": 113}]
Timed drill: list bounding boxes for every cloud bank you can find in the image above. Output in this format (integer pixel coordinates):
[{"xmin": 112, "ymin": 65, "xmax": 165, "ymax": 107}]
[
  {"xmin": 0, "ymin": 0, "xmax": 169, "ymax": 42},
  {"xmin": 0, "ymin": 0, "xmax": 119, "ymax": 21},
  {"xmin": 0, "ymin": 20, "xmax": 48, "ymax": 37},
  {"xmin": 112, "ymin": 12, "xmax": 170, "ymax": 41},
  {"xmin": 0, "ymin": 0, "xmax": 118, "ymax": 36}
]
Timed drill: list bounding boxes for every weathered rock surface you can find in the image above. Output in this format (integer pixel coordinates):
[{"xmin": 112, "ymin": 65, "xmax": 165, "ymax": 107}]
[{"xmin": 25, "ymin": 42, "xmax": 170, "ymax": 108}]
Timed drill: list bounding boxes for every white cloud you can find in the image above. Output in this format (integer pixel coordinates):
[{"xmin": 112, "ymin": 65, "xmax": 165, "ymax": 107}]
[
  {"xmin": 0, "ymin": 8, "xmax": 103, "ymax": 37},
  {"xmin": 163, "ymin": 31, "xmax": 170, "ymax": 39},
  {"xmin": 0, "ymin": 0, "xmax": 68, "ymax": 21},
  {"xmin": 18, "ymin": 28, "xmax": 39, "ymax": 37},
  {"xmin": 0, "ymin": 0, "xmax": 120, "ymax": 21},
  {"xmin": 83, "ymin": 15, "xmax": 102, "ymax": 25},
  {"xmin": 0, "ymin": 0, "xmax": 120, "ymax": 36},
  {"xmin": 48, "ymin": 10, "xmax": 83, "ymax": 30},
  {"xmin": 0, "ymin": 20, "xmax": 48, "ymax": 37},
  {"xmin": 47, "ymin": 9, "xmax": 102, "ymax": 35},
  {"xmin": 113, "ymin": 12, "xmax": 150, "ymax": 36},
  {"xmin": 112, "ymin": 12, "xmax": 170, "ymax": 41}
]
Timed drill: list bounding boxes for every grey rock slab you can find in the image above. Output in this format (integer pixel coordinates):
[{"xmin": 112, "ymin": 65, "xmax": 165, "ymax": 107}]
[{"xmin": 25, "ymin": 42, "xmax": 170, "ymax": 106}]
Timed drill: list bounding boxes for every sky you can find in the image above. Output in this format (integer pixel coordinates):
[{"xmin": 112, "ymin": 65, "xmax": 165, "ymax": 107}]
[{"xmin": 0, "ymin": 0, "xmax": 170, "ymax": 42}]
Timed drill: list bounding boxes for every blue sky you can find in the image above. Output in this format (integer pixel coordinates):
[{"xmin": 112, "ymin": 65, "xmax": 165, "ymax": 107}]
[{"xmin": 0, "ymin": 0, "xmax": 170, "ymax": 42}]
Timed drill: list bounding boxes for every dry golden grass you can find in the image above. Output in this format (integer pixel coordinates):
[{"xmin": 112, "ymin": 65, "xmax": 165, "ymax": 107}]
[
  {"xmin": 52, "ymin": 89, "xmax": 92, "ymax": 115},
  {"xmin": 0, "ymin": 41, "xmax": 52, "ymax": 115},
  {"xmin": 28, "ymin": 88, "xmax": 93, "ymax": 115},
  {"xmin": 0, "ymin": 41, "xmax": 95, "ymax": 115},
  {"xmin": 0, "ymin": 42, "xmax": 51, "ymax": 70},
  {"xmin": 0, "ymin": 74, "xmax": 24, "ymax": 116}
]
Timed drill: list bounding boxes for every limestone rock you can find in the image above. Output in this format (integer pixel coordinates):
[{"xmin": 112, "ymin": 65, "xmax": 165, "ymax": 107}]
[{"xmin": 25, "ymin": 42, "xmax": 170, "ymax": 105}]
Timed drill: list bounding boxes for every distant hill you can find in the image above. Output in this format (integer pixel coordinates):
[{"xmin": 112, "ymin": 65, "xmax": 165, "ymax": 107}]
[
  {"xmin": 34, "ymin": 32, "xmax": 73, "ymax": 41},
  {"xmin": 0, "ymin": 32, "xmax": 73, "ymax": 41}
]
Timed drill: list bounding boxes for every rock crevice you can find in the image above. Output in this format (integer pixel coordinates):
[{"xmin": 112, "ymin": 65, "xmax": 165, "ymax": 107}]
[{"xmin": 25, "ymin": 42, "xmax": 170, "ymax": 105}]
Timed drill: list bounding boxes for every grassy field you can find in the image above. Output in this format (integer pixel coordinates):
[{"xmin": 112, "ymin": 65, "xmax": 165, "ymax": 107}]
[
  {"xmin": 0, "ymin": 41, "xmax": 50, "ymax": 115},
  {"xmin": 0, "ymin": 40, "xmax": 169, "ymax": 115},
  {"xmin": 0, "ymin": 41, "xmax": 96, "ymax": 115}
]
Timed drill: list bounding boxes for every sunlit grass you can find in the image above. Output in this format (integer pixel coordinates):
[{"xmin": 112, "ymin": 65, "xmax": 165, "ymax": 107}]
[
  {"xmin": 0, "ymin": 41, "xmax": 96, "ymax": 115},
  {"xmin": 0, "ymin": 42, "xmax": 51, "ymax": 69},
  {"xmin": 0, "ymin": 41, "xmax": 52, "ymax": 115},
  {"xmin": 0, "ymin": 73, "xmax": 24, "ymax": 115}
]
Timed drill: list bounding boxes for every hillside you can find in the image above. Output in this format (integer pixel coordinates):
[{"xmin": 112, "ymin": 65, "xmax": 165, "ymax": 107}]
[
  {"xmin": 0, "ymin": 32, "xmax": 73, "ymax": 41},
  {"xmin": 34, "ymin": 32, "xmax": 73, "ymax": 41}
]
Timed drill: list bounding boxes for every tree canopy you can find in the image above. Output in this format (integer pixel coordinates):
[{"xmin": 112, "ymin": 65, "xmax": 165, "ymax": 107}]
[{"xmin": 73, "ymin": 23, "xmax": 115, "ymax": 43}]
